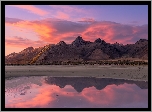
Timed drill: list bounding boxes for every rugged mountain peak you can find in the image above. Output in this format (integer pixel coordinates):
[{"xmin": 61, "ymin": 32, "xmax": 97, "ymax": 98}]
[
  {"xmin": 94, "ymin": 38, "xmax": 102, "ymax": 43},
  {"xmin": 76, "ymin": 36, "xmax": 83, "ymax": 40},
  {"xmin": 5, "ymin": 37, "xmax": 148, "ymax": 65},
  {"xmin": 74, "ymin": 36, "xmax": 85, "ymax": 43},
  {"xmin": 9, "ymin": 52, "xmax": 17, "ymax": 55},
  {"xmin": 101, "ymin": 40, "xmax": 107, "ymax": 45},
  {"xmin": 72, "ymin": 36, "xmax": 89, "ymax": 46},
  {"xmin": 135, "ymin": 39, "xmax": 148, "ymax": 44},
  {"xmin": 139, "ymin": 39, "xmax": 148, "ymax": 42},
  {"xmin": 113, "ymin": 42, "xmax": 120, "ymax": 45},
  {"xmin": 22, "ymin": 47, "xmax": 34, "ymax": 52},
  {"xmin": 135, "ymin": 39, "xmax": 148, "ymax": 47},
  {"xmin": 26, "ymin": 47, "xmax": 34, "ymax": 50},
  {"xmin": 6, "ymin": 52, "xmax": 17, "ymax": 58},
  {"xmin": 57, "ymin": 41, "xmax": 67, "ymax": 46}
]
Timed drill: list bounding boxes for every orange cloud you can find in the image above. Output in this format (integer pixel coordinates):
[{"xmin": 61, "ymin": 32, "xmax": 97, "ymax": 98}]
[
  {"xmin": 6, "ymin": 20, "xmax": 57, "ymax": 42},
  {"xmin": 81, "ymin": 22, "xmax": 147, "ymax": 44},
  {"xmin": 81, "ymin": 22, "xmax": 115, "ymax": 43},
  {"xmin": 5, "ymin": 18, "xmax": 148, "ymax": 46},
  {"xmin": 9, "ymin": 5, "xmax": 48, "ymax": 16}
]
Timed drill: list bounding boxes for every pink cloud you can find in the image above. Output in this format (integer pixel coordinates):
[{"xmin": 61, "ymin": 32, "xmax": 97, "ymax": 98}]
[
  {"xmin": 81, "ymin": 83, "xmax": 148, "ymax": 107},
  {"xmin": 5, "ymin": 36, "xmax": 49, "ymax": 48},
  {"xmin": 50, "ymin": 5, "xmax": 86, "ymax": 14},
  {"xmin": 5, "ymin": 84, "xmax": 55, "ymax": 108},
  {"xmin": 5, "ymin": 18, "xmax": 148, "ymax": 46},
  {"xmin": 56, "ymin": 11, "xmax": 69, "ymax": 20},
  {"xmin": 5, "ymin": 84, "xmax": 76, "ymax": 108},
  {"xmin": 81, "ymin": 22, "xmax": 117, "ymax": 42},
  {"xmin": 81, "ymin": 21, "xmax": 148, "ymax": 44},
  {"xmin": 9, "ymin": 5, "xmax": 48, "ymax": 16},
  {"xmin": 5, "ymin": 82, "xmax": 148, "ymax": 108},
  {"xmin": 5, "ymin": 20, "xmax": 57, "ymax": 43},
  {"xmin": 49, "ymin": 5, "xmax": 89, "ymax": 21},
  {"xmin": 78, "ymin": 18, "xmax": 95, "ymax": 23}
]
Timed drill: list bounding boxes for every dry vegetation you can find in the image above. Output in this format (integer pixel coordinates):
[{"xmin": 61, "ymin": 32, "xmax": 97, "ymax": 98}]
[{"xmin": 5, "ymin": 59, "xmax": 148, "ymax": 66}]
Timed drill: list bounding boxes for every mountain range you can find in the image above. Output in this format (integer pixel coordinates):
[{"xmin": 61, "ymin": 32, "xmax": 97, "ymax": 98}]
[{"xmin": 5, "ymin": 36, "xmax": 148, "ymax": 65}]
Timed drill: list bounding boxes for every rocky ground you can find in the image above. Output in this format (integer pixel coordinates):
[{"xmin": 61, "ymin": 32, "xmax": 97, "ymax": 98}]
[{"xmin": 5, "ymin": 65, "xmax": 148, "ymax": 81}]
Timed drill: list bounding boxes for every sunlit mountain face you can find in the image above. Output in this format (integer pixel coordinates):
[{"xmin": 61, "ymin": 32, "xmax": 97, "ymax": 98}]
[{"xmin": 5, "ymin": 76, "xmax": 148, "ymax": 108}]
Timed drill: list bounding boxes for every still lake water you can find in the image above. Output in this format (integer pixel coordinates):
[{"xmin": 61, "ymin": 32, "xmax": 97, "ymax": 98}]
[{"xmin": 5, "ymin": 76, "xmax": 148, "ymax": 108}]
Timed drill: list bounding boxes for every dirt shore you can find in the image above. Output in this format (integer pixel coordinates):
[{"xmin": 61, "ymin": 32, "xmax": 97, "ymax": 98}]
[{"xmin": 5, "ymin": 65, "xmax": 148, "ymax": 81}]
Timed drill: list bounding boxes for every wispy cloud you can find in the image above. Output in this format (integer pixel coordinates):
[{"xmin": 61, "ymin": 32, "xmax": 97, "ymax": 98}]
[
  {"xmin": 78, "ymin": 18, "xmax": 95, "ymax": 23},
  {"xmin": 49, "ymin": 5, "xmax": 89, "ymax": 21},
  {"xmin": 56, "ymin": 11, "xmax": 69, "ymax": 20},
  {"xmin": 9, "ymin": 5, "xmax": 48, "ymax": 16},
  {"xmin": 50, "ymin": 5, "xmax": 86, "ymax": 14},
  {"xmin": 5, "ymin": 17, "xmax": 23, "ymax": 23}
]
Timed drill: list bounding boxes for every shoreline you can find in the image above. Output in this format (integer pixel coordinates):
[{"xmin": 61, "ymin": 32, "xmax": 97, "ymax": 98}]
[{"xmin": 5, "ymin": 65, "xmax": 148, "ymax": 81}]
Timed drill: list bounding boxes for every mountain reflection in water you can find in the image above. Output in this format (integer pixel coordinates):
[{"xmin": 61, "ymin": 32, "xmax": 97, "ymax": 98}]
[
  {"xmin": 5, "ymin": 76, "xmax": 148, "ymax": 108},
  {"xmin": 45, "ymin": 77, "xmax": 148, "ymax": 92}
]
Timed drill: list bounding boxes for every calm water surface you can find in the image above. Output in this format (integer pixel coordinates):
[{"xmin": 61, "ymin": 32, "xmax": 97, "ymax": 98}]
[{"xmin": 5, "ymin": 76, "xmax": 148, "ymax": 108}]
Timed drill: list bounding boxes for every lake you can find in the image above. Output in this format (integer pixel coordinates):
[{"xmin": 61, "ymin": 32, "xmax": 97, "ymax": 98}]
[{"xmin": 5, "ymin": 76, "xmax": 148, "ymax": 108}]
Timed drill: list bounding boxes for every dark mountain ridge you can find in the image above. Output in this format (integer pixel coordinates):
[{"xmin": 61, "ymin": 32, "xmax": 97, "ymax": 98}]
[{"xmin": 5, "ymin": 36, "xmax": 148, "ymax": 65}]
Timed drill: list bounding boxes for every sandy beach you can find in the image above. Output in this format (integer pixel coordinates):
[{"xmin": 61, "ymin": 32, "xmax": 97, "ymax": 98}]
[{"xmin": 5, "ymin": 65, "xmax": 148, "ymax": 81}]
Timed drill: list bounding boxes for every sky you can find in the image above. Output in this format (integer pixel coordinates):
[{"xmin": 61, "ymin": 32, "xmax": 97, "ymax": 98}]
[{"xmin": 5, "ymin": 5, "xmax": 148, "ymax": 56}]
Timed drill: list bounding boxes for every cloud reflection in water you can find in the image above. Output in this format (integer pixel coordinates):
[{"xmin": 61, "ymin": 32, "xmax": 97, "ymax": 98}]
[{"xmin": 5, "ymin": 76, "xmax": 148, "ymax": 108}]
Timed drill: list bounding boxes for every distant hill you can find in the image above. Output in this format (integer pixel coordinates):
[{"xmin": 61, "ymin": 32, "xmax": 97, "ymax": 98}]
[{"xmin": 5, "ymin": 36, "xmax": 148, "ymax": 65}]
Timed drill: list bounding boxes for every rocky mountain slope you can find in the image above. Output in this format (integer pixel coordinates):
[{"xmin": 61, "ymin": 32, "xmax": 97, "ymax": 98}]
[{"xmin": 5, "ymin": 36, "xmax": 148, "ymax": 65}]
